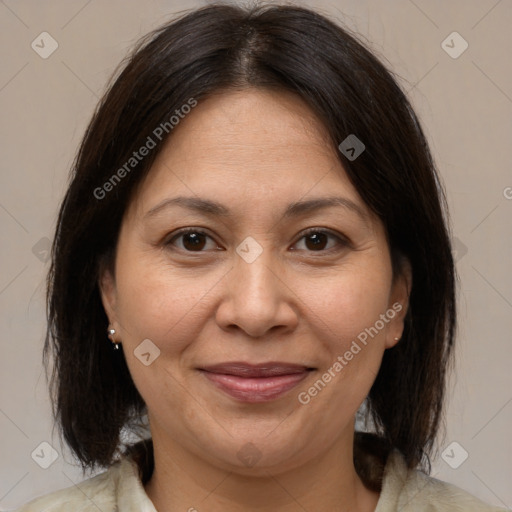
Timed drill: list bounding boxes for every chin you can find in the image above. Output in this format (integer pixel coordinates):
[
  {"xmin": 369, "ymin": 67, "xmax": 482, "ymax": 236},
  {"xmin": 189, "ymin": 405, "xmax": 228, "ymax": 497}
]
[{"xmin": 193, "ymin": 431, "xmax": 313, "ymax": 476}]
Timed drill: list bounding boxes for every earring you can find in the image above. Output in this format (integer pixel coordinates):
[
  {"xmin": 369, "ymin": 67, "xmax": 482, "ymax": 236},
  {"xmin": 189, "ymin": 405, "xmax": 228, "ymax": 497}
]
[
  {"xmin": 394, "ymin": 336, "xmax": 400, "ymax": 341},
  {"xmin": 107, "ymin": 325, "xmax": 120, "ymax": 350}
]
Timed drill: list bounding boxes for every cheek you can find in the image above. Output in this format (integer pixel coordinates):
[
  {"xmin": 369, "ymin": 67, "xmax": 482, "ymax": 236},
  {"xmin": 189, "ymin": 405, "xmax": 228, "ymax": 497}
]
[
  {"xmin": 114, "ymin": 250, "xmax": 217, "ymax": 352},
  {"xmin": 112, "ymin": 255, "xmax": 215, "ymax": 414},
  {"xmin": 301, "ymin": 264, "xmax": 393, "ymax": 403},
  {"xmin": 303, "ymin": 259, "xmax": 393, "ymax": 349}
]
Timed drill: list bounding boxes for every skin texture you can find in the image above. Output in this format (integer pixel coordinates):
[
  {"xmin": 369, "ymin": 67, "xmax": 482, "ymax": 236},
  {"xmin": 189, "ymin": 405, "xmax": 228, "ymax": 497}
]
[{"xmin": 100, "ymin": 88, "xmax": 411, "ymax": 512}]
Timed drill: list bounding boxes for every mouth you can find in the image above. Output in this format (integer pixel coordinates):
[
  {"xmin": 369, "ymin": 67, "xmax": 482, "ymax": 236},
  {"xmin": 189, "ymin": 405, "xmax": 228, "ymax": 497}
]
[{"xmin": 198, "ymin": 362, "xmax": 316, "ymax": 403}]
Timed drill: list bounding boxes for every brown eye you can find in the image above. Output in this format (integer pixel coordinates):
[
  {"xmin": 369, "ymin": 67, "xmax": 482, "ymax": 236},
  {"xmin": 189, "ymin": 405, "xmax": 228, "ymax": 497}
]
[
  {"xmin": 167, "ymin": 229, "xmax": 218, "ymax": 252},
  {"xmin": 181, "ymin": 232, "xmax": 207, "ymax": 251},
  {"xmin": 304, "ymin": 232, "xmax": 329, "ymax": 251},
  {"xmin": 293, "ymin": 229, "xmax": 348, "ymax": 252}
]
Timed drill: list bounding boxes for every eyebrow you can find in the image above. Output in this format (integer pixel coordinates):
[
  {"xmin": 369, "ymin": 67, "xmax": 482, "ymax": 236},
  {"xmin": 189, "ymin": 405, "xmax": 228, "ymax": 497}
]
[{"xmin": 144, "ymin": 195, "xmax": 369, "ymax": 223}]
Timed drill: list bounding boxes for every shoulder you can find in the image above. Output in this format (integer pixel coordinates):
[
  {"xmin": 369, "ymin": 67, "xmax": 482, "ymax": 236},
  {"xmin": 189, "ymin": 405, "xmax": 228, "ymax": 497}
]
[
  {"xmin": 377, "ymin": 449, "xmax": 507, "ymax": 512},
  {"xmin": 13, "ymin": 457, "xmax": 134, "ymax": 512}
]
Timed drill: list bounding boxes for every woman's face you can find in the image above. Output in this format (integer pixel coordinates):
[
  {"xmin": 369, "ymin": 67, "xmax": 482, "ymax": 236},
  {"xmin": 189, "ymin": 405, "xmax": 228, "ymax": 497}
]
[{"xmin": 100, "ymin": 88, "xmax": 410, "ymax": 474}]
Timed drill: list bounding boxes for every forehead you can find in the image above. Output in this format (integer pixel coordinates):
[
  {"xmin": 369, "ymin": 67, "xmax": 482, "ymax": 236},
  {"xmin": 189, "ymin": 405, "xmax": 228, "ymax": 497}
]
[
  {"xmin": 171, "ymin": 87, "xmax": 334, "ymax": 150},
  {"xmin": 128, "ymin": 88, "xmax": 364, "ymax": 220}
]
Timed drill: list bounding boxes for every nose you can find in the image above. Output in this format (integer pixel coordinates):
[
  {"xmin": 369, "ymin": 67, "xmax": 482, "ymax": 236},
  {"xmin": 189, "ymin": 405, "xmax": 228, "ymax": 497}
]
[{"xmin": 215, "ymin": 245, "xmax": 299, "ymax": 338}]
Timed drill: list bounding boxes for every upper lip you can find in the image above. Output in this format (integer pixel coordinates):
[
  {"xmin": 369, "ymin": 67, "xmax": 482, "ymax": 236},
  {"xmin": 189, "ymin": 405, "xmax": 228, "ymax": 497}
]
[{"xmin": 199, "ymin": 362, "xmax": 314, "ymax": 378}]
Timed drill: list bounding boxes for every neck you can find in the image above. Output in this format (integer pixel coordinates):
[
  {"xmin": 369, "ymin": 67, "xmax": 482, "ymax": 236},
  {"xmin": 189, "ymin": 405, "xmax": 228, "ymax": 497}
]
[{"xmin": 143, "ymin": 429, "xmax": 380, "ymax": 512}]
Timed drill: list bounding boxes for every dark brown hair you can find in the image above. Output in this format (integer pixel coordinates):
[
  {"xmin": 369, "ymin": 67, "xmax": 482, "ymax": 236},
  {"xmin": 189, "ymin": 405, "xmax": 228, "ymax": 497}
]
[{"xmin": 44, "ymin": 1, "xmax": 456, "ymax": 488}]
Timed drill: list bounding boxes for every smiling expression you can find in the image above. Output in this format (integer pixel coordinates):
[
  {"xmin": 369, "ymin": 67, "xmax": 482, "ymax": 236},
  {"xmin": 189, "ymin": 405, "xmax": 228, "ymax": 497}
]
[{"xmin": 99, "ymin": 87, "xmax": 410, "ymax": 474}]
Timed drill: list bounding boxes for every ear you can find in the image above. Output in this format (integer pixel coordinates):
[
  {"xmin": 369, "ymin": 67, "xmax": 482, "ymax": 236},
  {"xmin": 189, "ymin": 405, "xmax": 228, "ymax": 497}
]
[
  {"xmin": 385, "ymin": 257, "xmax": 412, "ymax": 349},
  {"xmin": 98, "ymin": 262, "xmax": 119, "ymax": 329}
]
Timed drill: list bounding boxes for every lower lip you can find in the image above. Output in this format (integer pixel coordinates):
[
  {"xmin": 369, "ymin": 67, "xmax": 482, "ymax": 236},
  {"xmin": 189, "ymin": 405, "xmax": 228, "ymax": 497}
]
[{"xmin": 200, "ymin": 370, "xmax": 310, "ymax": 402}]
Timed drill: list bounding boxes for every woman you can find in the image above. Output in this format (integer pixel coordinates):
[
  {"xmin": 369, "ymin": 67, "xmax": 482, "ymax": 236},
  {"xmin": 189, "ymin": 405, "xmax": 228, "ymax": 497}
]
[{"xmin": 15, "ymin": 2, "xmax": 505, "ymax": 511}]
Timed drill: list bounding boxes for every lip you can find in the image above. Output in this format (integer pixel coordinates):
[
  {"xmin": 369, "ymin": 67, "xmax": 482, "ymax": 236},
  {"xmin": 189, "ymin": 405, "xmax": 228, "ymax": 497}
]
[
  {"xmin": 198, "ymin": 362, "xmax": 315, "ymax": 402},
  {"xmin": 200, "ymin": 361, "xmax": 313, "ymax": 377}
]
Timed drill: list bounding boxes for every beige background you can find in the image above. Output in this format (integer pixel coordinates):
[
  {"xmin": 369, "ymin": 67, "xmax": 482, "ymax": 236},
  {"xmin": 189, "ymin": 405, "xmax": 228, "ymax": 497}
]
[{"xmin": 0, "ymin": 0, "xmax": 511, "ymax": 509}]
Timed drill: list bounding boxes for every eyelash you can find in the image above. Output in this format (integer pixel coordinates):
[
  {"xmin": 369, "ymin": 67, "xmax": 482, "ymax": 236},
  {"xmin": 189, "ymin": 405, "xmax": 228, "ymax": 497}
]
[{"xmin": 165, "ymin": 227, "xmax": 350, "ymax": 254}]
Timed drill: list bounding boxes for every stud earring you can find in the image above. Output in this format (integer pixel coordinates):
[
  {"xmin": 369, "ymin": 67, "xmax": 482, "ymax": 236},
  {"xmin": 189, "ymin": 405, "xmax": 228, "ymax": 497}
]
[
  {"xmin": 107, "ymin": 325, "xmax": 120, "ymax": 350},
  {"xmin": 394, "ymin": 336, "xmax": 400, "ymax": 341}
]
